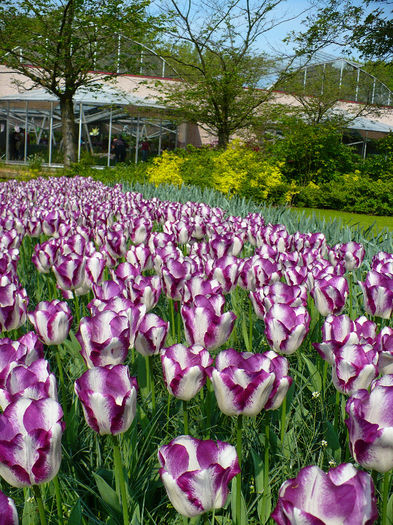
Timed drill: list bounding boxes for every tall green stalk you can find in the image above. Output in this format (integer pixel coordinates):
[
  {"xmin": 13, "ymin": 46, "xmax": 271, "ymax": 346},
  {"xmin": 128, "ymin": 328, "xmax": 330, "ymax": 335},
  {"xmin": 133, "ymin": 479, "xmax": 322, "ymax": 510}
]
[
  {"xmin": 183, "ymin": 400, "xmax": 189, "ymax": 435},
  {"xmin": 381, "ymin": 471, "xmax": 391, "ymax": 525},
  {"xmin": 248, "ymin": 300, "xmax": 253, "ymax": 351},
  {"xmin": 170, "ymin": 299, "xmax": 176, "ymax": 340},
  {"xmin": 145, "ymin": 355, "xmax": 156, "ymax": 411},
  {"xmin": 280, "ymin": 397, "xmax": 287, "ymax": 445},
  {"xmin": 262, "ymin": 411, "xmax": 270, "ymax": 522},
  {"xmin": 53, "ymin": 475, "xmax": 64, "ymax": 525},
  {"xmin": 54, "ymin": 349, "xmax": 68, "ymax": 423},
  {"xmin": 32, "ymin": 485, "xmax": 47, "ymax": 525},
  {"xmin": 112, "ymin": 435, "xmax": 129, "ymax": 525},
  {"xmin": 236, "ymin": 414, "xmax": 243, "ymax": 525}
]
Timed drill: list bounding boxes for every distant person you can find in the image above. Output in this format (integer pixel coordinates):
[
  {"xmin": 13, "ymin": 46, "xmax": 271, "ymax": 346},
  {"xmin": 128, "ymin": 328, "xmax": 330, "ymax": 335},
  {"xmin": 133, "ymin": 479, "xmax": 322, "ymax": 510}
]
[
  {"xmin": 112, "ymin": 135, "xmax": 127, "ymax": 163},
  {"xmin": 13, "ymin": 130, "xmax": 23, "ymax": 160},
  {"xmin": 140, "ymin": 138, "xmax": 150, "ymax": 162}
]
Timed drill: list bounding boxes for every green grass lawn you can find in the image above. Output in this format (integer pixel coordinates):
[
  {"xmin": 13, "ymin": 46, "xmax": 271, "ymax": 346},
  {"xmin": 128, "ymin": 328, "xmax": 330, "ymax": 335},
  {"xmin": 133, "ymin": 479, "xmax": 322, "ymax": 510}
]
[{"xmin": 292, "ymin": 207, "xmax": 393, "ymax": 233}]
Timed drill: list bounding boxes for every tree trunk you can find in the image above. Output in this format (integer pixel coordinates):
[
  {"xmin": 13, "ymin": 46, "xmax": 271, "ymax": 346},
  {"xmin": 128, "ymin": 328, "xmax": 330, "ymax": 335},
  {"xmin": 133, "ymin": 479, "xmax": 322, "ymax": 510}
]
[
  {"xmin": 217, "ymin": 128, "xmax": 230, "ymax": 148},
  {"xmin": 59, "ymin": 95, "xmax": 77, "ymax": 167}
]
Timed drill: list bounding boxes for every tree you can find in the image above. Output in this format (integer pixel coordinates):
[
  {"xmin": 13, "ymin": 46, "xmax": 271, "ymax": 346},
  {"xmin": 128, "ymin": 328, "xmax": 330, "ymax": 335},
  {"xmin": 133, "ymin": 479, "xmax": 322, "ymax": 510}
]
[
  {"xmin": 291, "ymin": 0, "xmax": 393, "ymax": 65},
  {"xmin": 0, "ymin": 0, "xmax": 158, "ymax": 165},
  {"xmin": 155, "ymin": 0, "xmax": 309, "ymax": 148}
]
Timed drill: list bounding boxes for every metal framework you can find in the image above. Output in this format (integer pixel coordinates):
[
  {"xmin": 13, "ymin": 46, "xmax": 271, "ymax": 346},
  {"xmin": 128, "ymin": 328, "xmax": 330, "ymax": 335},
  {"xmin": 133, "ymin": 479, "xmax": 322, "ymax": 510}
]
[
  {"xmin": 280, "ymin": 53, "xmax": 393, "ymax": 107},
  {"xmin": 0, "ymin": 85, "xmax": 177, "ymax": 166}
]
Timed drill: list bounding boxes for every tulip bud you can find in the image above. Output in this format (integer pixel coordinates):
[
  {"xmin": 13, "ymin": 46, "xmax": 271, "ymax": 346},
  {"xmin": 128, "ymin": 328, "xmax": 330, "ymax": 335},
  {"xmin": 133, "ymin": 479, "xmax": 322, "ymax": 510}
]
[
  {"xmin": 28, "ymin": 300, "xmax": 72, "ymax": 346},
  {"xmin": 272, "ymin": 463, "xmax": 377, "ymax": 524},
  {"xmin": 75, "ymin": 365, "xmax": 138, "ymax": 435},
  {"xmin": 158, "ymin": 435, "xmax": 240, "ymax": 518}
]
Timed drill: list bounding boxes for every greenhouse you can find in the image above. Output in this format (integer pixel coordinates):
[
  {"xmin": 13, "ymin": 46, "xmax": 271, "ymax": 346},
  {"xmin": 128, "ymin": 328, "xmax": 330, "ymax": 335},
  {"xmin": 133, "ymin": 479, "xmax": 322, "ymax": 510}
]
[{"xmin": 0, "ymin": 47, "xmax": 392, "ymax": 166}]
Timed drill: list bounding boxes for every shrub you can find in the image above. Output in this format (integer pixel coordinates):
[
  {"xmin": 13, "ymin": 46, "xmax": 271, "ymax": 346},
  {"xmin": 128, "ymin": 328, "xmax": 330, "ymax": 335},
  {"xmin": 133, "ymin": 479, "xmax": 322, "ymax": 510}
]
[
  {"xmin": 266, "ymin": 117, "xmax": 358, "ymax": 184},
  {"xmin": 145, "ymin": 141, "xmax": 287, "ymax": 203},
  {"xmin": 294, "ymin": 171, "xmax": 393, "ymax": 215},
  {"xmin": 147, "ymin": 150, "xmax": 184, "ymax": 187}
]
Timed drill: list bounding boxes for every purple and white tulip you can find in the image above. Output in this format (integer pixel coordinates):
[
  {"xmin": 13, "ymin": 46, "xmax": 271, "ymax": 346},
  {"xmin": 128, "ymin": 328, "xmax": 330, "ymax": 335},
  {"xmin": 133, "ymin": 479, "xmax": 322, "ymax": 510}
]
[
  {"xmin": 77, "ymin": 310, "xmax": 130, "ymax": 368},
  {"xmin": 271, "ymin": 463, "xmax": 377, "ymax": 524},
  {"xmin": 52, "ymin": 253, "xmax": 86, "ymax": 292},
  {"xmin": 134, "ymin": 313, "xmax": 169, "ymax": 356},
  {"xmin": 0, "ymin": 490, "xmax": 18, "ymax": 524},
  {"xmin": 0, "ymin": 358, "xmax": 57, "ymax": 409},
  {"xmin": 376, "ymin": 326, "xmax": 393, "ymax": 375},
  {"xmin": 346, "ymin": 374, "xmax": 393, "ymax": 472},
  {"xmin": 329, "ymin": 241, "xmax": 365, "ymax": 272},
  {"xmin": 28, "ymin": 300, "xmax": 72, "ymax": 346},
  {"xmin": 209, "ymin": 349, "xmax": 278, "ymax": 416},
  {"xmin": 161, "ymin": 344, "xmax": 213, "ymax": 401},
  {"xmin": 75, "ymin": 365, "xmax": 138, "ymax": 435},
  {"xmin": 331, "ymin": 343, "xmax": 379, "ymax": 396},
  {"xmin": 309, "ymin": 275, "xmax": 349, "ymax": 316},
  {"xmin": 181, "ymin": 295, "xmax": 236, "ymax": 351},
  {"xmin": 358, "ymin": 270, "xmax": 393, "ymax": 320},
  {"xmin": 0, "ymin": 397, "xmax": 64, "ymax": 487},
  {"xmin": 0, "ymin": 276, "xmax": 28, "ymax": 333},
  {"xmin": 313, "ymin": 314, "xmax": 377, "ymax": 365},
  {"xmin": 264, "ymin": 304, "xmax": 310, "ymax": 355},
  {"xmin": 158, "ymin": 435, "xmax": 240, "ymax": 517}
]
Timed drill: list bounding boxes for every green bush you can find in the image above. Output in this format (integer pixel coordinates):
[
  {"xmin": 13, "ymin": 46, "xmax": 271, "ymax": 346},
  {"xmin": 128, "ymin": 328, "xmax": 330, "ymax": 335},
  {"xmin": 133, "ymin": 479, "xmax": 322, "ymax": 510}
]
[
  {"xmin": 294, "ymin": 172, "xmax": 393, "ymax": 215},
  {"xmin": 266, "ymin": 117, "xmax": 358, "ymax": 184}
]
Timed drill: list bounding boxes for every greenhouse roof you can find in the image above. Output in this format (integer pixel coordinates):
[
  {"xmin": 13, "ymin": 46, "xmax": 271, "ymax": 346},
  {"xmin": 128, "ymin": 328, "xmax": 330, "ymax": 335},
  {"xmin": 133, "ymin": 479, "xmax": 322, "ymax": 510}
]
[{"xmin": 0, "ymin": 84, "xmax": 166, "ymax": 109}]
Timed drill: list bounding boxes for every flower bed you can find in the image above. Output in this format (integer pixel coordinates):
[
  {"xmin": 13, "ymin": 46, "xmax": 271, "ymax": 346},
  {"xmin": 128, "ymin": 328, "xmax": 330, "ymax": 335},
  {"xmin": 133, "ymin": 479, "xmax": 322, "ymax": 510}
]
[{"xmin": 0, "ymin": 175, "xmax": 391, "ymax": 524}]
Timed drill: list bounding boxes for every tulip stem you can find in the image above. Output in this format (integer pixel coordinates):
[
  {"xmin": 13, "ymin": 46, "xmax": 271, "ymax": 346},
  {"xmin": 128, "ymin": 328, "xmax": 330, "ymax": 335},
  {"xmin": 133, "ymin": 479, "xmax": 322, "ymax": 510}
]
[
  {"xmin": 280, "ymin": 397, "xmax": 286, "ymax": 445},
  {"xmin": 263, "ymin": 411, "xmax": 270, "ymax": 523},
  {"xmin": 183, "ymin": 400, "xmax": 189, "ymax": 434},
  {"xmin": 145, "ymin": 356, "xmax": 156, "ymax": 412},
  {"xmin": 170, "ymin": 299, "xmax": 176, "ymax": 340},
  {"xmin": 166, "ymin": 393, "xmax": 171, "ymax": 434},
  {"xmin": 53, "ymin": 475, "xmax": 64, "ymax": 525},
  {"xmin": 32, "ymin": 485, "xmax": 47, "ymax": 525},
  {"xmin": 333, "ymin": 389, "xmax": 340, "ymax": 431},
  {"xmin": 177, "ymin": 302, "xmax": 182, "ymax": 341},
  {"xmin": 322, "ymin": 360, "xmax": 328, "ymax": 399},
  {"xmin": 249, "ymin": 300, "xmax": 253, "ymax": 351},
  {"xmin": 55, "ymin": 351, "xmax": 68, "ymax": 422},
  {"xmin": 236, "ymin": 414, "xmax": 243, "ymax": 525},
  {"xmin": 112, "ymin": 435, "xmax": 129, "ymax": 525},
  {"xmin": 382, "ymin": 471, "xmax": 391, "ymax": 525},
  {"xmin": 74, "ymin": 294, "xmax": 81, "ymax": 324}
]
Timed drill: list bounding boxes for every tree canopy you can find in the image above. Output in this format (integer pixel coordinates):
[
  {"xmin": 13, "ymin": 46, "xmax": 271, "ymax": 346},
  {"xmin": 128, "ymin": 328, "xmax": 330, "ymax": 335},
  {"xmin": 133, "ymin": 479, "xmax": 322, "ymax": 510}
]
[
  {"xmin": 0, "ymin": 0, "xmax": 159, "ymax": 165},
  {"xmin": 155, "ymin": 0, "xmax": 305, "ymax": 147},
  {"xmin": 291, "ymin": 0, "xmax": 393, "ymax": 65}
]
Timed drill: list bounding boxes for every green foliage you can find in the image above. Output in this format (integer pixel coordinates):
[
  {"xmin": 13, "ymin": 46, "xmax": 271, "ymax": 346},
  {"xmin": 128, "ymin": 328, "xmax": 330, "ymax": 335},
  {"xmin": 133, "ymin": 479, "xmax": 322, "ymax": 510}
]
[
  {"xmin": 62, "ymin": 162, "xmax": 149, "ymax": 185},
  {"xmin": 145, "ymin": 142, "xmax": 290, "ymax": 204},
  {"xmin": 27, "ymin": 153, "xmax": 44, "ymax": 172},
  {"xmin": 266, "ymin": 117, "xmax": 358, "ymax": 184},
  {"xmin": 295, "ymin": 171, "xmax": 393, "ymax": 215},
  {"xmin": 157, "ymin": 1, "xmax": 290, "ymax": 147}
]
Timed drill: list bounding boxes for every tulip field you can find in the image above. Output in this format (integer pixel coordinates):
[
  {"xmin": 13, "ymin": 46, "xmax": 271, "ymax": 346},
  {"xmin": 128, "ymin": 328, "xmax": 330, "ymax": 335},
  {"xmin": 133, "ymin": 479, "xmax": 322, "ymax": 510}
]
[{"xmin": 1, "ymin": 175, "xmax": 393, "ymax": 524}]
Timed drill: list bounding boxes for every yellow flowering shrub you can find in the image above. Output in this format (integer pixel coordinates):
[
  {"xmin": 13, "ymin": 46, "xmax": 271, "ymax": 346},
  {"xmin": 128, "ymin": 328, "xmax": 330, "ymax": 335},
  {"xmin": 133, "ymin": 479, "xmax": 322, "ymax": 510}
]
[
  {"xmin": 147, "ymin": 151, "xmax": 184, "ymax": 187},
  {"xmin": 145, "ymin": 140, "xmax": 288, "ymax": 203},
  {"xmin": 211, "ymin": 141, "xmax": 248, "ymax": 196},
  {"xmin": 211, "ymin": 140, "xmax": 285, "ymax": 201}
]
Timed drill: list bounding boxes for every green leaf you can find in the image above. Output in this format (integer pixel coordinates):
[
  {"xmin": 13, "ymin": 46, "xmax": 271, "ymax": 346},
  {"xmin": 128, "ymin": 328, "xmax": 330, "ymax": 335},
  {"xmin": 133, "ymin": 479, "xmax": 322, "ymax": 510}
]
[
  {"xmin": 241, "ymin": 315, "xmax": 250, "ymax": 352},
  {"xmin": 324, "ymin": 421, "xmax": 340, "ymax": 451},
  {"xmin": 230, "ymin": 477, "xmax": 248, "ymax": 525},
  {"xmin": 250, "ymin": 449, "xmax": 271, "ymax": 524},
  {"xmin": 302, "ymin": 355, "xmax": 322, "ymax": 393},
  {"xmin": 22, "ymin": 488, "xmax": 39, "ymax": 525},
  {"xmin": 387, "ymin": 493, "xmax": 393, "ymax": 525},
  {"xmin": 93, "ymin": 472, "xmax": 122, "ymax": 515},
  {"xmin": 68, "ymin": 499, "xmax": 82, "ymax": 525}
]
